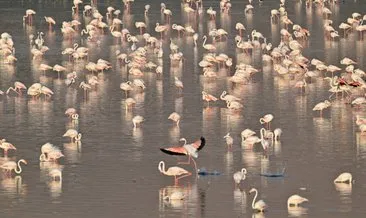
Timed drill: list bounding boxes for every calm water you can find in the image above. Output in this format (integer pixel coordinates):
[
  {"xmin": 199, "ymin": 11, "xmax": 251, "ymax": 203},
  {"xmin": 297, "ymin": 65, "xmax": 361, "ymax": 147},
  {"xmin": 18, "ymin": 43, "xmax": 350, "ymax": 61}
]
[{"xmin": 0, "ymin": 0, "xmax": 366, "ymax": 217}]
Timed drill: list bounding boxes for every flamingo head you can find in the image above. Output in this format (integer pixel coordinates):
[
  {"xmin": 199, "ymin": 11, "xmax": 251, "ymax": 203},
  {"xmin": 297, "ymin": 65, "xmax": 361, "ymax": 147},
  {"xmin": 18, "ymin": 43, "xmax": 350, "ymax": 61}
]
[
  {"xmin": 223, "ymin": 133, "xmax": 230, "ymax": 138},
  {"xmin": 19, "ymin": 159, "xmax": 28, "ymax": 165},
  {"xmin": 249, "ymin": 188, "xmax": 256, "ymax": 194}
]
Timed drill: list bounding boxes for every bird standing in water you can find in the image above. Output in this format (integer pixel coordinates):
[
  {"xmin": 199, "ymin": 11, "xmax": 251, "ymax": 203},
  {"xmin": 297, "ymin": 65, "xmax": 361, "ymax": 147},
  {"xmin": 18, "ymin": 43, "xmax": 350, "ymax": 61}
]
[
  {"xmin": 160, "ymin": 137, "xmax": 205, "ymax": 173},
  {"xmin": 158, "ymin": 161, "xmax": 191, "ymax": 185}
]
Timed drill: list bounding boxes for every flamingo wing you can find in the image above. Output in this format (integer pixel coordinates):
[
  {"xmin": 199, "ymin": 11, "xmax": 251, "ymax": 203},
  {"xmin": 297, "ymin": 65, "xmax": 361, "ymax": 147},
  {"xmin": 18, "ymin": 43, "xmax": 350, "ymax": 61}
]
[
  {"xmin": 192, "ymin": 137, "xmax": 206, "ymax": 151},
  {"xmin": 160, "ymin": 146, "xmax": 187, "ymax": 156}
]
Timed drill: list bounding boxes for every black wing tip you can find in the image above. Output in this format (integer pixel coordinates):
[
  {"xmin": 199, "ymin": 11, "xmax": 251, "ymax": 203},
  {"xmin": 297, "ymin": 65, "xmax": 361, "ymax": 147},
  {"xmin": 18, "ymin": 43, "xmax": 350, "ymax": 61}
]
[
  {"xmin": 197, "ymin": 137, "xmax": 206, "ymax": 151},
  {"xmin": 160, "ymin": 148, "xmax": 185, "ymax": 156}
]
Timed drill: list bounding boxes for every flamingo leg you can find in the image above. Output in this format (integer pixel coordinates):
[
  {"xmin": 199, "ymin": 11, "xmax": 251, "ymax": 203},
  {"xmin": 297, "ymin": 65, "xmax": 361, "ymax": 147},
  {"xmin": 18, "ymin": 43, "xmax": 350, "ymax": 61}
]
[
  {"xmin": 190, "ymin": 157, "xmax": 198, "ymax": 173},
  {"xmin": 178, "ymin": 156, "xmax": 191, "ymax": 165}
]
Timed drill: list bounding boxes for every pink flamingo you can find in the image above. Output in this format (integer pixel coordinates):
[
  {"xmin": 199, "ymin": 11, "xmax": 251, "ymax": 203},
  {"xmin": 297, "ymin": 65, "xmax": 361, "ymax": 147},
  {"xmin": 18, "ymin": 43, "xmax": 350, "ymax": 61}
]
[
  {"xmin": 6, "ymin": 81, "xmax": 27, "ymax": 96},
  {"xmin": 0, "ymin": 139, "xmax": 16, "ymax": 156},
  {"xmin": 259, "ymin": 114, "xmax": 274, "ymax": 130},
  {"xmin": 1, "ymin": 159, "xmax": 27, "ymax": 176},
  {"xmin": 39, "ymin": 150, "xmax": 64, "ymax": 162},
  {"xmin": 44, "ymin": 16, "xmax": 56, "ymax": 31},
  {"xmin": 160, "ymin": 137, "xmax": 205, "ymax": 173},
  {"xmin": 23, "ymin": 9, "xmax": 36, "ymax": 25},
  {"xmin": 158, "ymin": 161, "xmax": 191, "ymax": 185}
]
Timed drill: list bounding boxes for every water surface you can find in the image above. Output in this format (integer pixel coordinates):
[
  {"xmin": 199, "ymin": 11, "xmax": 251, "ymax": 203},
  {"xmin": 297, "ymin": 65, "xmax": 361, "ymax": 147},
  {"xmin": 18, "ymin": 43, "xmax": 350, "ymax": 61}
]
[{"xmin": 0, "ymin": 0, "xmax": 366, "ymax": 217}]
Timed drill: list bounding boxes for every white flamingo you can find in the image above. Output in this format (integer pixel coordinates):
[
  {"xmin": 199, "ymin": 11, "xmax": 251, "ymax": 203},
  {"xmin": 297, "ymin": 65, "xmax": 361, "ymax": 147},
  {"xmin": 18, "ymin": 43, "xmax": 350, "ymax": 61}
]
[{"xmin": 249, "ymin": 188, "xmax": 267, "ymax": 212}]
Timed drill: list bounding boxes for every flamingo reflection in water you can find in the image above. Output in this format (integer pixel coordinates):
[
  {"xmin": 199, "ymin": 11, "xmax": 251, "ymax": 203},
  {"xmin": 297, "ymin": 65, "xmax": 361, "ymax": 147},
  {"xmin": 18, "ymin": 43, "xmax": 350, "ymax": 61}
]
[
  {"xmin": 234, "ymin": 187, "xmax": 247, "ymax": 215},
  {"xmin": 159, "ymin": 185, "xmax": 188, "ymax": 211},
  {"xmin": 1, "ymin": 175, "xmax": 27, "ymax": 196}
]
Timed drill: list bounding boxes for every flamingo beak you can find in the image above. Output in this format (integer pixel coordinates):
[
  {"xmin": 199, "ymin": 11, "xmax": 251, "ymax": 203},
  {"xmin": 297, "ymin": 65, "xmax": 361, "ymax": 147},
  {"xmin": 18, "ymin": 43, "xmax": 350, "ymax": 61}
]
[{"xmin": 24, "ymin": 160, "xmax": 28, "ymax": 165}]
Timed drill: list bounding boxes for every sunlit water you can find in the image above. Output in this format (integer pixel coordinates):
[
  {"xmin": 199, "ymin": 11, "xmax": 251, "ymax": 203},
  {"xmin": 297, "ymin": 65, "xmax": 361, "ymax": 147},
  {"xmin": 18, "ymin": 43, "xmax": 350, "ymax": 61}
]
[{"xmin": 0, "ymin": 0, "xmax": 366, "ymax": 217}]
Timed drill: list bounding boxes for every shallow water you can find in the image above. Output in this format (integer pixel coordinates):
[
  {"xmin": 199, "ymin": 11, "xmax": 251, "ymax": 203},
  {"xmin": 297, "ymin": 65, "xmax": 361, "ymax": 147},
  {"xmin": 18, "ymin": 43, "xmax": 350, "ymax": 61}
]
[{"xmin": 0, "ymin": 0, "xmax": 366, "ymax": 217}]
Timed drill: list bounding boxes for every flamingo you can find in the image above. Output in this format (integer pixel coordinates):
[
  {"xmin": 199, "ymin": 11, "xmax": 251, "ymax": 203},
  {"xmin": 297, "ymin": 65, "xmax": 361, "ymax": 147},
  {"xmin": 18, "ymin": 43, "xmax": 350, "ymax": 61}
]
[
  {"xmin": 40, "ymin": 149, "xmax": 64, "ymax": 162},
  {"xmin": 155, "ymin": 23, "xmax": 168, "ymax": 39},
  {"xmin": 158, "ymin": 161, "xmax": 191, "ymax": 185},
  {"xmin": 295, "ymin": 79, "xmax": 307, "ymax": 92},
  {"xmin": 168, "ymin": 112, "xmax": 181, "ymax": 127},
  {"xmin": 313, "ymin": 100, "xmax": 331, "ymax": 116},
  {"xmin": 0, "ymin": 159, "xmax": 27, "ymax": 176},
  {"xmin": 39, "ymin": 64, "xmax": 53, "ymax": 74},
  {"xmin": 132, "ymin": 115, "xmax": 144, "ymax": 129},
  {"xmin": 63, "ymin": 129, "xmax": 82, "ymax": 142},
  {"xmin": 227, "ymin": 101, "xmax": 244, "ymax": 110},
  {"xmin": 202, "ymin": 35, "xmax": 216, "ymax": 52},
  {"xmin": 6, "ymin": 81, "xmax": 27, "ymax": 96},
  {"xmin": 65, "ymin": 108, "xmax": 77, "ymax": 117},
  {"xmin": 144, "ymin": 5, "xmax": 150, "ymax": 16},
  {"xmin": 356, "ymin": 115, "xmax": 366, "ymax": 126},
  {"xmin": 41, "ymin": 143, "xmax": 59, "ymax": 156},
  {"xmin": 233, "ymin": 168, "xmax": 247, "ymax": 186},
  {"xmin": 245, "ymin": 4, "xmax": 254, "ymax": 13},
  {"xmin": 172, "ymin": 24, "xmax": 185, "ymax": 38},
  {"xmin": 334, "ymin": 172, "xmax": 353, "ymax": 183},
  {"xmin": 72, "ymin": 0, "xmax": 83, "ymax": 14},
  {"xmin": 27, "ymin": 83, "xmax": 42, "ymax": 99},
  {"xmin": 350, "ymin": 95, "xmax": 365, "ymax": 106},
  {"xmin": 53, "ymin": 64, "xmax": 67, "ymax": 79},
  {"xmin": 259, "ymin": 114, "xmax": 274, "ymax": 129},
  {"xmin": 40, "ymin": 86, "xmax": 54, "ymax": 99},
  {"xmin": 202, "ymin": 91, "xmax": 218, "ymax": 106},
  {"xmin": 160, "ymin": 137, "xmax": 205, "ymax": 173},
  {"xmin": 235, "ymin": 23, "xmax": 246, "ymax": 37},
  {"xmin": 241, "ymin": 129, "xmax": 256, "ymax": 141},
  {"xmin": 340, "ymin": 57, "xmax": 356, "ymax": 65},
  {"xmin": 44, "ymin": 16, "xmax": 56, "ymax": 31},
  {"xmin": 0, "ymin": 139, "xmax": 16, "ymax": 156},
  {"xmin": 23, "ymin": 9, "xmax": 36, "ymax": 25},
  {"xmin": 224, "ymin": 133, "xmax": 234, "ymax": 150},
  {"xmin": 273, "ymin": 128, "xmax": 282, "ymax": 141},
  {"xmin": 160, "ymin": 3, "xmax": 172, "ymax": 22},
  {"xmin": 287, "ymin": 195, "xmax": 309, "ymax": 207},
  {"xmin": 106, "ymin": 6, "xmax": 115, "ymax": 19},
  {"xmin": 120, "ymin": 81, "xmax": 133, "ymax": 96},
  {"xmin": 249, "ymin": 188, "xmax": 267, "ymax": 212},
  {"xmin": 220, "ymin": 91, "xmax": 241, "ymax": 103},
  {"xmin": 79, "ymin": 82, "xmax": 92, "ymax": 97},
  {"xmin": 135, "ymin": 22, "xmax": 147, "ymax": 35}
]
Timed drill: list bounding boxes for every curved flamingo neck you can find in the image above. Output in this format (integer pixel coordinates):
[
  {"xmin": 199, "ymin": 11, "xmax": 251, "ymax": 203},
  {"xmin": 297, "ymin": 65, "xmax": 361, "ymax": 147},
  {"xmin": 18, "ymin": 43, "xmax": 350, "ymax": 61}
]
[
  {"xmin": 202, "ymin": 36, "xmax": 207, "ymax": 46},
  {"xmin": 220, "ymin": 91, "xmax": 227, "ymax": 100},
  {"xmin": 259, "ymin": 118, "xmax": 265, "ymax": 124},
  {"xmin": 15, "ymin": 160, "xmax": 23, "ymax": 174},
  {"xmin": 159, "ymin": 161, "xmax": 166, "ymax": 174},
  {"xmin": 40, "ymin": 153, "xmax": 50, "ymax": 162},
  {"xmin": 252, "ymin": 189, "xmax": 258, "ymax": 209}
]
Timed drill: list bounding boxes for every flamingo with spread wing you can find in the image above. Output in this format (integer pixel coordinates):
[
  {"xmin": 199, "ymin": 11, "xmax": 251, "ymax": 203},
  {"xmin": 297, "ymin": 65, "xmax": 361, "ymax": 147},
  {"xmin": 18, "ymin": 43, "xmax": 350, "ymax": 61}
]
[{"xmin": 160, "ymin": 137, "xmax": 205, "ymax": 172}]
